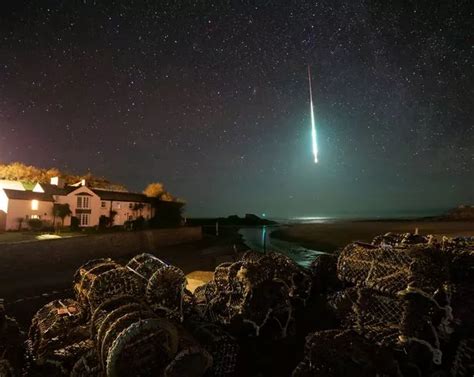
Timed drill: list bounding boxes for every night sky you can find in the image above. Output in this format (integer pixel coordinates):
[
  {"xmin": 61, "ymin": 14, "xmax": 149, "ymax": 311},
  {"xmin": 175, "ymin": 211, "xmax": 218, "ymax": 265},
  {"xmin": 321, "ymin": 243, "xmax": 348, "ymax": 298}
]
[{"xmin": 0, "ymin": 1, "xmax": 472, "ymax": 218}]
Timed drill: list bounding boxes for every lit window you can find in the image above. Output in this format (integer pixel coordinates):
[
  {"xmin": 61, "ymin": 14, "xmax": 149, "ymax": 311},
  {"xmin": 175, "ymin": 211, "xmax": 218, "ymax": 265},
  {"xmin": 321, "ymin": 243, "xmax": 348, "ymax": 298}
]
[
  {"xmin": 117, "ymin": 203, "xmax": 121, "ymax": 209},
  {"xmin": 31, "ymin": 199, "xmax": 39, "ymax": 210},
  {"xmin": 31, "ymin": 214, "xmax": 39, "ymax": 219}
]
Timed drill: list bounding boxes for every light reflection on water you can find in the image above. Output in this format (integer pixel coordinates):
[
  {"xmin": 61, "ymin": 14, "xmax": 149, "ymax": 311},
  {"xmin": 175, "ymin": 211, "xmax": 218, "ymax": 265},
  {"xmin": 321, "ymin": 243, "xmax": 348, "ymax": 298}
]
[{"xmin": 238, "ymin": 226, "xmax": 325, "ymax": 268}]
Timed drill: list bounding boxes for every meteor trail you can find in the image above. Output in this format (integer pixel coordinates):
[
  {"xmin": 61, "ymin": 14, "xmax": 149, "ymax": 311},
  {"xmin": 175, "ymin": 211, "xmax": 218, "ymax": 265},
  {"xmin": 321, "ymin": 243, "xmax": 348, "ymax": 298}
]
[{"xmin": 308, "ymin": 65, "xmax": 318, "ymax": 164}]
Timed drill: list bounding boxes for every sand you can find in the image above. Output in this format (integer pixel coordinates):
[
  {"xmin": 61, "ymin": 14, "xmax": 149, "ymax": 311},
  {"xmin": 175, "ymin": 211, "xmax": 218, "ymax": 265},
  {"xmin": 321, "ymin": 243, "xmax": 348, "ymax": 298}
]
[{"xmin": 271, "ymin": 220, "xmax": 474, "ymax": 252}]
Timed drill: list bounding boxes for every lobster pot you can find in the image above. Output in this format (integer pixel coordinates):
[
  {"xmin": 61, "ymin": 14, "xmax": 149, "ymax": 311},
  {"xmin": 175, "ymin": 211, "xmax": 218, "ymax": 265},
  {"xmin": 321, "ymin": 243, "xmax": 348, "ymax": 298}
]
[
  {"xmin": 163, "ymin": 326, "xmax": 213, "ymax": 377},
  {"xmin": 0, "ymin": 359, "xmax": 14, "ymax": 377},
  {"xmin": 354, "ymin": 288, "xmax": 451, "ymax": 366},
  {"xmin": 145, "ymin": 265, "xmax": 187, "ymax": 321},
  {"xmin": 28, "ymin": 299, "xmax": 88, "ymax": 361},
  {"xmin": 126, "ymin": 253, "xmax": 168, "ymax": 279},
  {"xmin": 450, "ymin": 338, "xmax": 474, "ymax": 377},
  {"xmin": 291, "ymin": 329, "xmax": 400, "ymax": 377},
  {"xmin": 263, "ymin": 252, "xmax": 312, "ymax": 304},
  {"xmin": 337, "ymin": 242, "xmax": 449, "ymax": 295},
  {"xmin": 70, "ymin": 349, "xmax": 101, "ymax": 377},
  {"xmin": 48, "ymin": 339, "xmax": 95, "ymax": 375},
  {"xmin": 102, "ymin": 317, "xmax": 180, "ymax": 377},
  {"xmin": 447, "ymin": 250, "xmax": 474, "ymax": 334},
  {"xmin": 308, "ymin": 253, "xmax": 342, "ymax": 294},
  {"xmin": 327, "ymin": 287, "xmax": 359, "ymax": 328},
  {"xmin": 84, "ymin": 267, "xmax": 143, "ymax": 312},
  {"xmin": 73, "ymin": 258, "xmax": 121, "ymax": 308},
  {"xmin": 353, "ymin": 289, "xmax": 403, "ymax": 347},
  {"xmin": 93, "ymin": 298, "xmax": 184, "ymax": 377},
  {"xmin": 371, "ymin": 232, "xmax": 430, "ymax": 247},
  {"xmin": 90, "ymin": 295, "xmax": 142, "ymax": 338},
  {"xmin": 127, "ymin": 253, "xmax": 187, "ymax": 321},
  {"xmin": 0, "ymin": 302, "xmax": 24, "ymax": 376},
  {"xmin": 187, "ymin": 321, "xmax": 239, "ymax": 377}
]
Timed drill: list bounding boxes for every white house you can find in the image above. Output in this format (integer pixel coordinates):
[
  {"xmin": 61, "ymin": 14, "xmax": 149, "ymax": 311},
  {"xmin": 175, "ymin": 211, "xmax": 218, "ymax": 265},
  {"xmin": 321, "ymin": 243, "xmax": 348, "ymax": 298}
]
[{"xmin": 0, "ymin": 177, "xmax": 154, "ymax": 231}]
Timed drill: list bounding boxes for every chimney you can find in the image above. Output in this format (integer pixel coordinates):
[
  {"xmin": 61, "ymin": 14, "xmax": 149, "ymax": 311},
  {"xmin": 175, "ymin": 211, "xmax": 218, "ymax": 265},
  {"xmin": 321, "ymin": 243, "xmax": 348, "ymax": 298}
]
[{"xmin": 50, "ymin": 176, "xmax": 65, "ymax": 188}]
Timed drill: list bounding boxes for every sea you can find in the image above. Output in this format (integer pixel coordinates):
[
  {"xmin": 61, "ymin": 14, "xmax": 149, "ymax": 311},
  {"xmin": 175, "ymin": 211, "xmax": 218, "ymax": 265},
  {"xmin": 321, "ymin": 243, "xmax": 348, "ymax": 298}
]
[{"xmin": 238, "ymin": 209, "xmax": 446, "ymax": 268}]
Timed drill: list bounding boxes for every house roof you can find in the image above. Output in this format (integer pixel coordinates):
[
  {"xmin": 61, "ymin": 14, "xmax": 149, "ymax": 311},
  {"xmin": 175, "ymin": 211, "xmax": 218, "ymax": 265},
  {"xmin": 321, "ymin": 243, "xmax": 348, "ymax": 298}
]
[
  {"xmin": 92, "ymin": 189, "xmax": 150, "ymax": 203},
  {"xmin": 2, "ymin": 189, "xmax": 54, "ymax": 202},
  {"xmin": 40, "ymin": 183, "xmax": 76, "ymax": 196}
]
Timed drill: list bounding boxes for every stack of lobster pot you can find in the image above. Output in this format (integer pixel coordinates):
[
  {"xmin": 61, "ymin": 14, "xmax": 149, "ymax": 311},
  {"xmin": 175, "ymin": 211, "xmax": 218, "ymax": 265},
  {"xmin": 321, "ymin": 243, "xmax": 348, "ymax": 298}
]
[
  {"xmin": 27, "ymin": 255, "xmax": 214, "ymax": 377},
  {"xmin": 336, "ymin": 237, "xmax": 453, "ymax": 372},
  {"xmin": 291, "ymin": 329, "xmax": 402, "ymax": 377},
  {"xmin": 85, "ymin": 294, "xmax": 211, "ymax": 377},
  {"xmin": 193, "ymin": 251, "xmax": 312, "ymax": 339}
]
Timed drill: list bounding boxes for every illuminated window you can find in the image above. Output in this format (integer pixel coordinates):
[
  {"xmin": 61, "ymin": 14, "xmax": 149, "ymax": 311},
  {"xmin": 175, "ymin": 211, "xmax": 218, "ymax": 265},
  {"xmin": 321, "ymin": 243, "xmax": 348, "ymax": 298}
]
[
  {"xmin": 31, "ymin": 214, "xmax": 39, "ymax": 219},
  {"xmin": 31, "ymin": 199, "xmax": 39, "ymax": 210}
]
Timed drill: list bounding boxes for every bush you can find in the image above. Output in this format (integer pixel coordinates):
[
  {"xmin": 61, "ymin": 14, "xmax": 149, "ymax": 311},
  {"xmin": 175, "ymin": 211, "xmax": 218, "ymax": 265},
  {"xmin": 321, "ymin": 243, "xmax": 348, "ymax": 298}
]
[
  {"xmin": 134, "ymin": 216, "xmax": 146, "ymax": 230},
  {"xmin": 99, "ymin": 215, "xmax": 109, "ymax": 230},
  {"xmin": 148, "ymin": 201, "xmax": 184, "ymax": 228},
  {"xmin": 124, "ymin": 216, "xmax": 146, "ymax": 231},
  {"xmin": 27, "ymin": 218, "xmax": 43, "ymax": 231}
]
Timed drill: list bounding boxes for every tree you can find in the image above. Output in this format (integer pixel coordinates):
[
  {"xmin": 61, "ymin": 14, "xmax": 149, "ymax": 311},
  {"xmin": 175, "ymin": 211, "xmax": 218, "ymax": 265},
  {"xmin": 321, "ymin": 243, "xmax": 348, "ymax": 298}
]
[
  {"xmin": 132, "ymin": 203, "xmax": 145, "ymax": 217},
  {"xmin": 16, "ymin": 217, "xmax": 24, "ymax": 231},
  {"xmin": 53, "ymin": 203, "xmax": 72, "ymax": 232},
  {"xmin": 109, "ymin": 210, "xmax": 117, "ymax": 227},
  {"xmin": 0, "ymin": 162, "xmax": 127, "ymax": 191},
  {"xmin": 143, "ymin": 182, "xmax": 176, "ymax": 202}
]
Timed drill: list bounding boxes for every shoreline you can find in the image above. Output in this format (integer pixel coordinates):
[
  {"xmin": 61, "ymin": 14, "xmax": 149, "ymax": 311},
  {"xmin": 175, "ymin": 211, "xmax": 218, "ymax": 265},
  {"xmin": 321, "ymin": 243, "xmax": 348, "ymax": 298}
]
[{"xmin": 270, "ymin": 220, "xmax": 474, "ymax": 253}]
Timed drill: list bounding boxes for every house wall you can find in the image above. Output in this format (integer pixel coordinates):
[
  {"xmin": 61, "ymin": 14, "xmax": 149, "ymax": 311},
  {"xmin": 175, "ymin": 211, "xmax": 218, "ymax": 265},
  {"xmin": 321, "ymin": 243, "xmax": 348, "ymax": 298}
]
[
  {"xmin": 0, "ymin": 190, "xmax": 7, "ymax": 231},
  {"xmin": 100, "ymin": 201, "xmax": 153, "ymax": 225},
  {"xmin": 56, "ymin": 186, "xmax": 101, "ymax": 227},
  {"xmin": 5, "ymin": 198, "xmax": 53, "ymax": 230}
]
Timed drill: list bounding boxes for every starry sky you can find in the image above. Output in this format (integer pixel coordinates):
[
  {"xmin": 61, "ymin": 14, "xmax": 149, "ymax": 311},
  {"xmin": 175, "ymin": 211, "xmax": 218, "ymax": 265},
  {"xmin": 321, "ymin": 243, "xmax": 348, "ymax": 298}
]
[{"xmin": 0, "ymin": 1, "xmax": 472, "ymax": 218}]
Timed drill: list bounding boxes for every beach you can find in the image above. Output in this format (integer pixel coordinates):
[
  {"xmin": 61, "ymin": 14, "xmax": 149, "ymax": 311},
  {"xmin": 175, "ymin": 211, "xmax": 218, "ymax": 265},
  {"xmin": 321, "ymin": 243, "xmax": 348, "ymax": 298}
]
[{"xmin": 271, "ymin": 220, "xmax": 474, "ymax": 252}]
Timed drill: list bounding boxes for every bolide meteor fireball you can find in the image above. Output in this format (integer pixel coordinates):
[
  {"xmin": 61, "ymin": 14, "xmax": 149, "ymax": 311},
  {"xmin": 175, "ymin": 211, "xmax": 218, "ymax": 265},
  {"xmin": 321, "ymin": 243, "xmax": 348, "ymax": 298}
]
[{"xmin": 308, "ymin": 65, "xmax": 318, "ymax": 164}]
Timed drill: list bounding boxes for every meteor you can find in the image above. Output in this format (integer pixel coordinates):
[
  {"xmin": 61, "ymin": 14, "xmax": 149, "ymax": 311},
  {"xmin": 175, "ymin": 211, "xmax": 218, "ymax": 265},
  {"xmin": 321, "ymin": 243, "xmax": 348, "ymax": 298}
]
[{"xmin": 308, "ymin": 65, "xmax": 318, "ymax": 164}]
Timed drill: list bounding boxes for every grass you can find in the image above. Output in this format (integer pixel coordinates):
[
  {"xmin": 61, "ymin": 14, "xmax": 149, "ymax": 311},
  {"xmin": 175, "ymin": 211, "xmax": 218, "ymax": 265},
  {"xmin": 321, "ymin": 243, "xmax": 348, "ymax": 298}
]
[{"xmin": 0, "ymin": 231, "xmax": 84, "ymax": 244}]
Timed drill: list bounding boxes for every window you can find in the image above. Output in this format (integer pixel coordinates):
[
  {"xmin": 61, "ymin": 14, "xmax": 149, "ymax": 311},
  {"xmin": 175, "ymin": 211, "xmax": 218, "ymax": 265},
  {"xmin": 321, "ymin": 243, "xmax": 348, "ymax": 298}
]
[
  {"xmin": 31, "ymin": 214, "xmax": 39, "ymax": 219},
  {"xmin": 116, "ymin": 203, "xmax": 121, "ymax": 209},
  {"xmin": 31, "ymin": 199, "xmax": 39, "ymax": 210},
  {"xmin": 129, "ymin": 202, "xmax": 133, "ymax": 209},
  {"xmin": 78, "ymin": 213, "xmax": 90, "ymax": 226},
  {"xmin": 101, "ymin": 201, "xmax": 106, "ymax": 208},
  {"xmin": 77, "ymin": 196, "xmax": 90, "ymax": 209}
]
